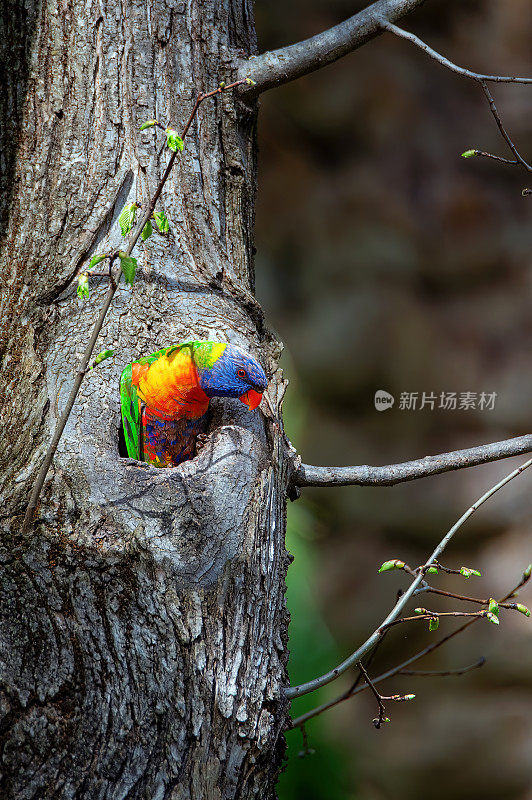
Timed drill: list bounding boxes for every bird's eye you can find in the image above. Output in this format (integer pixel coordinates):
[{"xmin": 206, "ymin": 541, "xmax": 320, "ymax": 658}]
[{"xmin": 237, "ymin": 369, "xmax": 246, "ymax": 379}]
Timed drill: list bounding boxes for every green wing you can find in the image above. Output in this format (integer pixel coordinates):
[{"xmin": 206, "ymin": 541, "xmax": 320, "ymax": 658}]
[
  {"xmin": 120, "ymin": 363, "xmax": 142, "ymax": 460},
  {"xmin": 119, "ymin": 346, "xmax": 189, "ymax": 460}
]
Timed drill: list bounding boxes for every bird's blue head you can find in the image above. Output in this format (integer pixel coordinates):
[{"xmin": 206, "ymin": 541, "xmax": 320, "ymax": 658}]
[{"xmin": 195, "ymin": 343, "xmax": 268, "ymax": 409}]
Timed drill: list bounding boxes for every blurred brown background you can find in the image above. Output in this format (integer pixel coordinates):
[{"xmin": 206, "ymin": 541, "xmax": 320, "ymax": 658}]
[{"xmin": 252, "ymin": 1, "xmax": 532, "ymax": 797}]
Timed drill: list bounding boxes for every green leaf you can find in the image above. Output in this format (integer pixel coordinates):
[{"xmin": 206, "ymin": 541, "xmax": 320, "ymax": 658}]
[
  {"xmin": 429, "ymin": 617, "xmax": 439, "ymax": 632},
  {"xmin": 118, "ymin": 203, "xmax": 138, "ymax": 237},
  {"xmin": 414, "ymin": 608, "xmax": 427, "ymax": 615},
  {"xmin": 485, "ymin": 611, "xmax": 499, "ymax": 625},
  {"xmin": 141, "ymin": 220, "xmax": 153, "ymax": 241},
  {"xmin": 153, "ymin": 211, "xmax": 170, "ymax": 234},
  {"xmin": 378, "ymin": 559, "xmax": 405, "ymax": 573},
  {"xmin": 460, "ymin": 566, "xmax": 481, "ymax": 578},
  {"xmin": 91, "ymin": 349, "xmax": 115, "ymax": 369},
  {"xmin": 523, "ymin": 564, "xmax": 532, "ymax": 579},
  {"xmin": 166, "ymin": 128, "xmax": 184, "ymax": 152},
  {"xmin": 461, "ymin": 149, "xmax": 477, "ymax": 158},
  {"xmin": 77, "ymin": 273, "xmax": 89, "ymax": 300},
  {"xmin": 426, "ymin": 566, "xmax": 438, "ymax": 575},
  {"xmin": 488, "ymin": 598, "xmax": 499, "ymax": 617},
  {"xmin": 88, "ymin": 254, "xmax": 107, "ymax": 270},
  {"xmin": 140, "ymin": 119, "xmax": 158, "ymax": 131},
  {"xmin": 516, "ymin": 604, "xmax": 531, "ymax": 617},
  {"xmin": 119, "ymin": 252, "xmax": 138, "ymax": 286},
  {"xmin": 245, "ymin": 77, "xmax": 256, "ymax": 86}
]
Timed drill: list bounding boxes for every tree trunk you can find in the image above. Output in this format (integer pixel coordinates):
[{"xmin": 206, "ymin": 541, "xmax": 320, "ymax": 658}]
[{"xmin": 0, "ymin": 0, "xmax": 292, "ymax": 797}]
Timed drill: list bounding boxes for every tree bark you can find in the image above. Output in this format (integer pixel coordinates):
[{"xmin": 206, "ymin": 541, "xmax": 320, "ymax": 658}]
[{"xmin": 0, "ymin": 0, "xmax": 292, "ymax": 797}]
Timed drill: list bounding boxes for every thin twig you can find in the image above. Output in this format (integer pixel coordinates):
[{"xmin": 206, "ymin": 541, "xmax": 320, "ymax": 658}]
[
  {"xmin": 285, "ymin": 457, "xmax": 532, "ymax": 699},
  {"xmin": 417, "ymin": 585, "xmax": 520, "ymax": 608},
  {"xmin": 380, "ymin": 610, "xmax": 484, "ymax": 630},
  {"xmin": 418, "ymin": 586, "xmax": 486, "ymax": 604},
  {"xmin": 346, "ymin": 631, "xmax": 389, "ymax": 695},
  {"xmin": 357, "ymin": 662, "xmax": 388, "ymax": 728},
  {"xmin": 398, "ymin": 657, "xmax": 486, "ymax": 677},
  {"xmin": 21, "ymin": 79, "xmax": 248, "ymax": 534},
  {"xmin": 478, "ymin": 81, "xmax": 532, "ymax": 172},
  {"xmin": 466, "ymin": 150, "xmax": 519, "ymax": 167},
  {"xmin": 377, "ymin": 18, "xmax": 532, "ymax": 85},
  {"xmin": 296, "ymin": 724, "xmax": 315, "ymax": 757}
]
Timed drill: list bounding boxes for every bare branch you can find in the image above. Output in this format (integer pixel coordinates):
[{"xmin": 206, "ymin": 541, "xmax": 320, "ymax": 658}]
[
  {"xmin": 294, "ymin": 434, "xmax": 532, "ymax": 488},
  {"xmin": 378, "ymin": 18, "xmax": 532, "ymax": 85},
  {"xmin": 479, "ymin": 81, "xmax": 532, "ymax": 172},
  {"xmin": 357, "ymin": 662, "xmax": 400, "ymax": 728},
  {"xmin": 464, "ymin": 150, "xmax": 519, "ymax": 167},
  {"xmin": 379, "ymin": 20, "xmax": 532, "ymax": 173},
  {"xmin": 285, "ymin": 457, "xmax": 531, "ymax": 699},
  {"xmin": 238, "ymin": 0, "xmax": 428, "ymax": 95},
  {"xmin": 398, "ymin": 657, "xmax": 486, "ymax": 677}
]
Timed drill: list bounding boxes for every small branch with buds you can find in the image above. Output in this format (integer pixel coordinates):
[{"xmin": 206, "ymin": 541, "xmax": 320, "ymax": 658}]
[
  {"xmin": 358, "ymin": 662, "xmax": 415, "ymax": 729},
  {"xmin": 287, "ymin": 563, "xmax": 531, "ymax": 731},
  {"xmin": 376, "ymin": 18, "xmax": 532, "ymax": 179},
  {"xmin": 285, "ymin": 457, "xmax": 532, "ymax": 700},
  {"xmin": 21, "ymin": 78, "xmax": 253, "ymax": 535}
]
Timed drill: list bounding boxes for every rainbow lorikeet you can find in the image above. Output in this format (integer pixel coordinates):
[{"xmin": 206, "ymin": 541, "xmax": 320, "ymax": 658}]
[{"xmin": 120, "ymin": 341, "xmax": 267, "ymax": 467}]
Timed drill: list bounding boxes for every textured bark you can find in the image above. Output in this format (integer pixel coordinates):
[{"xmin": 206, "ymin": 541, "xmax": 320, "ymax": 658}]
[{"xmin": 0, "ymin": 0, "xmax": 292, "ymax": 797}]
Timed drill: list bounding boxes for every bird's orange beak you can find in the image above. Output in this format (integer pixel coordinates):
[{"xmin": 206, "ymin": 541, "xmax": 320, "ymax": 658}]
[{"xmin": 239, "ymin": 389, "xmax": 263, "ymax": 410}]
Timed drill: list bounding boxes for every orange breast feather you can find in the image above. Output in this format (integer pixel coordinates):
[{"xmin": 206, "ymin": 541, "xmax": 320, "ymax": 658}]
[{"xmin": 132, "ymin": 350, "xmax": 209, "ymax": 419}]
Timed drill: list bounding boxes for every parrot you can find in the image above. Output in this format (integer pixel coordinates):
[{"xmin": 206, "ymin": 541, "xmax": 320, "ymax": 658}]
[{"xmin": 120, "ymin": 340, "xmax": 268, "ymax": 467}]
